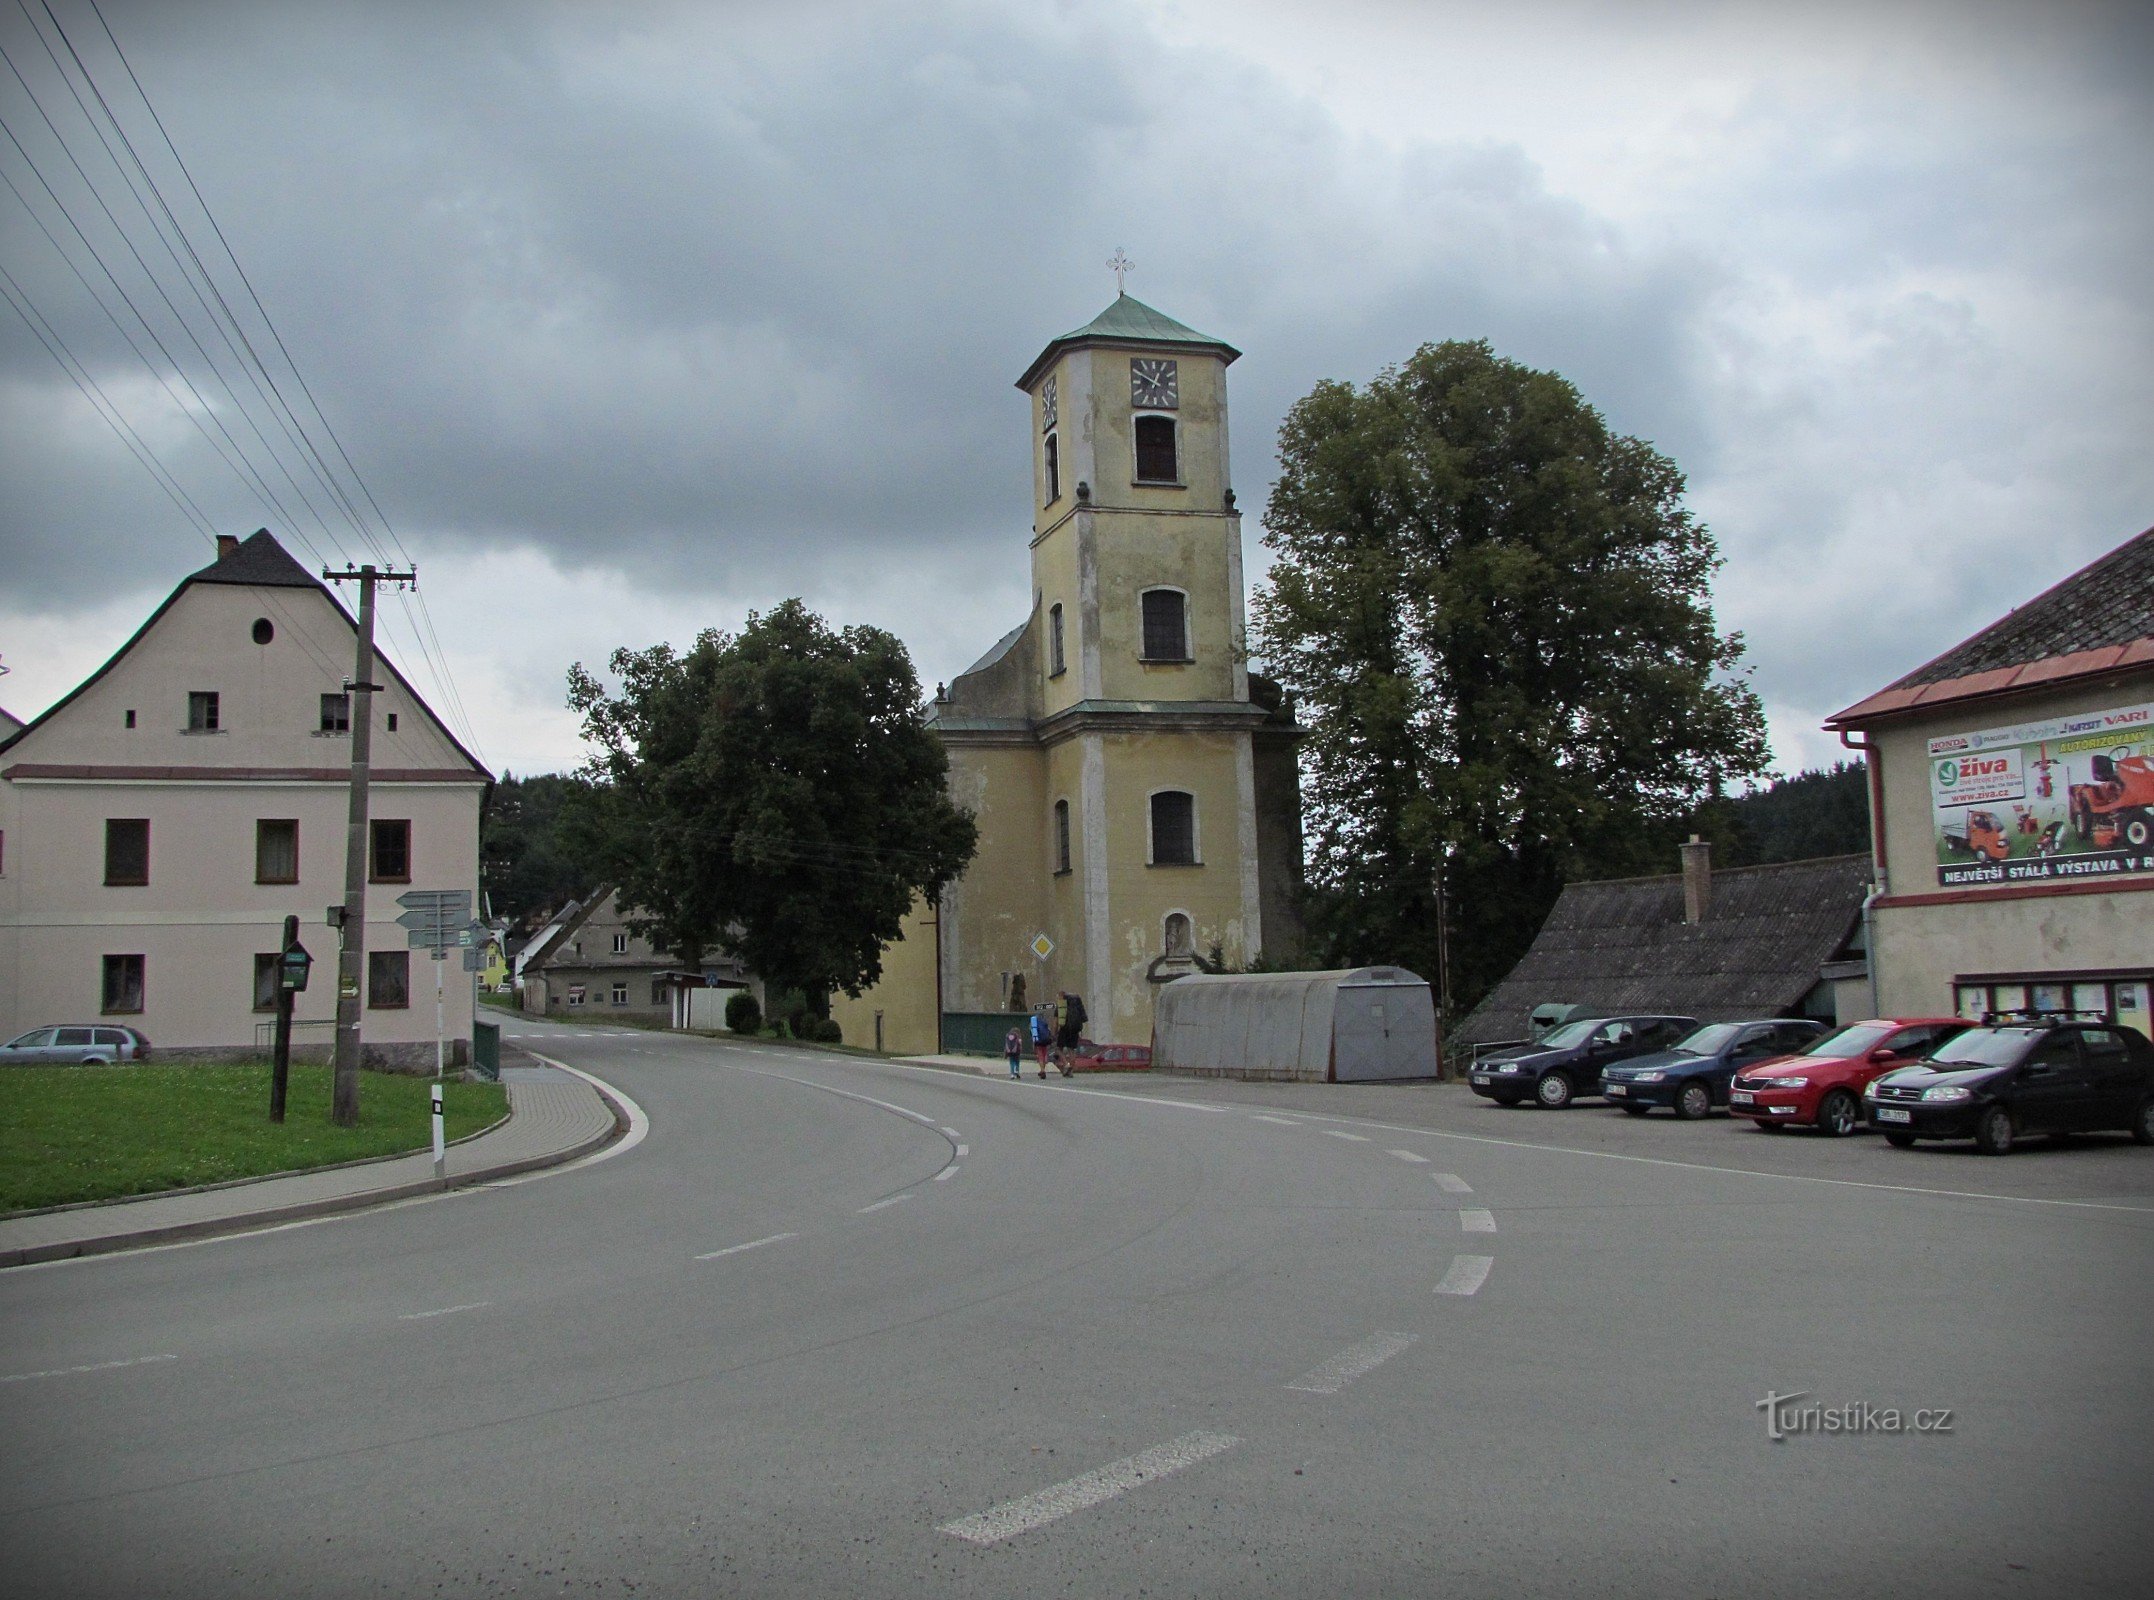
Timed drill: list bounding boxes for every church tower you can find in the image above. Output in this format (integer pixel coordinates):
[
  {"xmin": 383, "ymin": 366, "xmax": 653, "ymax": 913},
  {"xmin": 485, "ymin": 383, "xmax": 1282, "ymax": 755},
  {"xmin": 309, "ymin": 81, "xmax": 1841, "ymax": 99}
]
[{"xmin": 832, "ymin": 290, "xmax": 1302, "ymax": 1053}]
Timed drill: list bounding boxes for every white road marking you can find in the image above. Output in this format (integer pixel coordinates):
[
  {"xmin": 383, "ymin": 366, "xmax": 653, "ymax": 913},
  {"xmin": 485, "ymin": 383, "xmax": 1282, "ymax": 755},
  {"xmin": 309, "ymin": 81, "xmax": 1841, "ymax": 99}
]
[
  {"xmin": 1460, "ymin": 1208, "xmax": 1497, "ymax": 1233},
  {"xmin": 1322, "ymin": 1130, "xmax": 1370, "ymax": 1142},
  {"xmin": 1, "ymin": 1353, "xmax": 176, "ymax": 1384},
  {"xmin": 1435, "ymin": 1254, "xmax": 1495, "ymax": 1296},
  {"xmin": 1251, "ymin": 1114, "xmax": 1301, "ymax": 1126},
  {"xmin": 1387, "ymin": 1149, "xmax": 1429, "ymax": 1164},
  {"xmin": 695, "ymin": 1232, "xmax": 797, "ymax": 1261},
  {"xmin": 938, "ymin": 1430, "xmax": 1242, "ymax": 1545},
  {"xmin": 857, "ymin": 1195, "xmax": 913, "ymax": 1214},
  {"xmin": 955, "ymin": 1144, "xmax": 969, "ymax": 1157},
  {"xmin": 1434, "ymin": 1173, "xmax": 1473, "ymax": 1194},
  {"xmin": 398, "ymin": 1301, "xmax": 490, "ymax": 1321},
  {"xmin": 940, "ymin": 1126, "xmax": 961, "ymax": 1138},
  {"xmin": 934, "ymin": 1166, "xmax": 961, "ymax": 1181},
  {"xmin": 1286, "ymin": 1331, "xmax": 1418, "ymax": 1394}
]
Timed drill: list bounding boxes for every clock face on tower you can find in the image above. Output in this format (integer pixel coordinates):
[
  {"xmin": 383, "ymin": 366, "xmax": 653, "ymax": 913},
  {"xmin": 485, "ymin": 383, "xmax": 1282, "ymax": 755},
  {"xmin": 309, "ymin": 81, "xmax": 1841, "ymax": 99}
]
[
  {"xmin": 1040, "ymin": 374, "xmax": 1057, "ymax": 433},
  {"xmin": 1130, "ymin": 358, "xmax": 1178, "ymax": 411}
]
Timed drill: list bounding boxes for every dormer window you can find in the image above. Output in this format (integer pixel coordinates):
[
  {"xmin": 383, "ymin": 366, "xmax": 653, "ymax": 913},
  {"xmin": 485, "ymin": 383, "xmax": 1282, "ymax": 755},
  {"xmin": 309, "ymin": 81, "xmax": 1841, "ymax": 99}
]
[{"xmin": 1133, "ymin": 415, "xmax": 1178, "ymax": 483}]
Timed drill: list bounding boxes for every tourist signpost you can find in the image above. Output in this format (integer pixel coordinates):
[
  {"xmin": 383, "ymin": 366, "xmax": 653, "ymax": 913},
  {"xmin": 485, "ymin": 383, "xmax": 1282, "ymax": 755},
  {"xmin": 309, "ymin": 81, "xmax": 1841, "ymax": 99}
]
[{"xmin": 398, "ymin": 889, "xmax": 473, "ymax": 1085}]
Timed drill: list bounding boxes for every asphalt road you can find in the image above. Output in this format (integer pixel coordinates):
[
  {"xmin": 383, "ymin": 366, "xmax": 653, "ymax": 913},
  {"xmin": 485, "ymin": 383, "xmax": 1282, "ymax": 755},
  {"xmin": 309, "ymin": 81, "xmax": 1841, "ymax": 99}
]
[{"xmin": 4, "ymin": 1021, "xmax": 2150, "ymax": 1598}]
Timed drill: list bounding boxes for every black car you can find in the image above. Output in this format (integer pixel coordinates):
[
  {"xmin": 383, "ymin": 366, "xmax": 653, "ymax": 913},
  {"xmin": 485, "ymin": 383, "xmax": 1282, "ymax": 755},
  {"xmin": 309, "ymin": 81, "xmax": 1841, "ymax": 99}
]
[
  {"xmin": 1865, "ymin": 1020, "xmax": 2154, "ymax": 1154},
  {"xmin": 1469, "ymin": 1015, "xmax": 1697, "ymax": 1109},
  {"xmin": 1598, "ymin": 1018, "xmax": 1826, "ymax": 1119}
]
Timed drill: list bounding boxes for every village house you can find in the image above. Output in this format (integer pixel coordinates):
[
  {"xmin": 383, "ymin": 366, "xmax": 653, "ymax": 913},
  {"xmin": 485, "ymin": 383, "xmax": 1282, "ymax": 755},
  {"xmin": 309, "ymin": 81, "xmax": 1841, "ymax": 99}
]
[
  {"xmin": 1825, "ymin": 524, "xmax": 2152, "ymax": 1035},
  {"xmin": 518, "ymin": 885, "xmax": 752, "ymax": 1026},
  {"xmin": 0, "ymin": 530, "xmax": 489, "ymax": 1065}
]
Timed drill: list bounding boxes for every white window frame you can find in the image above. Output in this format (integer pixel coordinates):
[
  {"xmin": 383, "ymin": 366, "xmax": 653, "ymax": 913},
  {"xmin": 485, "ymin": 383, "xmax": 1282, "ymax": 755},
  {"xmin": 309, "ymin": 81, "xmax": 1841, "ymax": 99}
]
[
  {"xmin": 612, "ymin": 932, "xmax": 628, "ymax": 954},
  {"xmin": 1146, "ymin": 786, "xmax": 1201, "ymax": 866},
  {"xmin": 611, "ymin": 982, "xmax": 628, "ymax": 1006}
]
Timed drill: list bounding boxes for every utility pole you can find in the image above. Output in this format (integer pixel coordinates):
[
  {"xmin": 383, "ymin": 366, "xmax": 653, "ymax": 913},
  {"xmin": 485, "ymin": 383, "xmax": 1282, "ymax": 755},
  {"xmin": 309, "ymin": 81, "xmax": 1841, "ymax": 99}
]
[
  {"xmin": 1432, "ymin": 854, "xmax": 1453, "ymax": 1080},
  {"xmin": 324, "ymin": 562, "xmax": 416, "ymax": 1127}
]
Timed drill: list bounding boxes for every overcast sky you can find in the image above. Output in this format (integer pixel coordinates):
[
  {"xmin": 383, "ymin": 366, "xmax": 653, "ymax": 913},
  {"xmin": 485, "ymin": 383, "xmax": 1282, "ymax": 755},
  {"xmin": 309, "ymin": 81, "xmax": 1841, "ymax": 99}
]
[{"xmin": 2, "ymin": 0, "xmax": 2149, "ymax": 780}]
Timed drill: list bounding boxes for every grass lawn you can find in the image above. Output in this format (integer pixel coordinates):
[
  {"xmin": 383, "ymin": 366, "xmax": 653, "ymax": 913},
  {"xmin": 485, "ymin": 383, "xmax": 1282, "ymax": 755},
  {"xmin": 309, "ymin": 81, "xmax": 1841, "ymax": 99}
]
[{"xmin": 0, "ymin": 1062, "xmax": 509, "ymax": 1213}]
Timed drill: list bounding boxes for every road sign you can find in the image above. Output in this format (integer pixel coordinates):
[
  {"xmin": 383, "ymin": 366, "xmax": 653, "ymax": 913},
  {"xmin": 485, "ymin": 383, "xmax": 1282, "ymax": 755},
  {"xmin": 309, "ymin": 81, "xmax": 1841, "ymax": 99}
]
[
  {"xmin": 1031, "ymin": 933, "xmax": 1054, "ymax": 959},
  {"xmin": 461, "ymin": 948, "xmax": 484, "ymax": 972},
  {"xmin": 397, "ymin": 890, "xmax": 474, "ymax": 951}
]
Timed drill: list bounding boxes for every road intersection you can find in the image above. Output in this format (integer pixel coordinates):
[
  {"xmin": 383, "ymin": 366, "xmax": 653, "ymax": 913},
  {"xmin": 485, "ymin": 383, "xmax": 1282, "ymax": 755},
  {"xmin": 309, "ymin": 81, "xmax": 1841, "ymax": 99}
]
[{"xmin": 3, "ymin": 1016, "xmax": 2147, "ymax": 1597}]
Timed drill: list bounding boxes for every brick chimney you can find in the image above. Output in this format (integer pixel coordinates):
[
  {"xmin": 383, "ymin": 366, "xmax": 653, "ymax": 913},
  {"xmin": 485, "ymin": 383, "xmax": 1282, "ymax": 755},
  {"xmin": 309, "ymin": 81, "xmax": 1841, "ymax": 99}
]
[
  {"xmin": 1681, "ymin": 834, "xmax": 1712, "ymax": 924},
  {"xmin": 215, "ymin": 533, "xmax": 239, "ymax": 560}
]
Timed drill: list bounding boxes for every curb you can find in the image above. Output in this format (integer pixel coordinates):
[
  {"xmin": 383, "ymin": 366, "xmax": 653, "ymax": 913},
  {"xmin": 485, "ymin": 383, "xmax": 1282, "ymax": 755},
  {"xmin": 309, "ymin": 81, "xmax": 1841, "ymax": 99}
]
[{"xmin": 0, "ymin": 1078, "xmax": 629, "ymax": 1271}]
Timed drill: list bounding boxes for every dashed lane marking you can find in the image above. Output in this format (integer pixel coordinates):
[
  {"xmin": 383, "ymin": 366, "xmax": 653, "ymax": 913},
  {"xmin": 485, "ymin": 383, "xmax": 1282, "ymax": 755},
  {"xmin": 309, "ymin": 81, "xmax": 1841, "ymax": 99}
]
[
  {"xmin": 1322, "ymin": 1130, "xmax": 1370, "ymax": 1143},
  {"xmin": 934, "ymin": 1166, "xmax": 961, "ymax": 1181},
  {"xmin": 955, "ymin": 1144, "xmax": 969, "ymax": 1157},
  {"xmin": 398, "ymin": 1301, "xmax": 491, "ymax": 1321},
  {"xmin": 938, "ymin": 1430, "xmax": 1242, "ymax": 1545},
  {"xmin": 1, "ymin": 1353, "xmax": 177, "ymax": 1384},
  {"xmin": 1286, "ymin": 1331, "xmax": 1418, "ymax": 1394},
  {"xmin": 1388, "ymin": 1149, "xmax": 1429, "ymax": 1164},
  {"xmin": 1435, "ymin": 1255, "xmax": 1495, "ymax": 1296},
  {"xmin": 695, "ymin": 1232, "xmax": 797, "ymax": 1261},
  {"xmin": 1460, "ymin": 1208, "xmax": 1497, "ymax": 1233},
  {"xmin": 1434, "ymin": 1173, "xmax": 1473, "ymax": 1194},
  {"xmin": 857, "ymin": 1195, "xmax": 913, "ymax": 1214},
  {"xmin": 1251, "ymin": 1115, "xmax": 1301, "ymax": 1126}
]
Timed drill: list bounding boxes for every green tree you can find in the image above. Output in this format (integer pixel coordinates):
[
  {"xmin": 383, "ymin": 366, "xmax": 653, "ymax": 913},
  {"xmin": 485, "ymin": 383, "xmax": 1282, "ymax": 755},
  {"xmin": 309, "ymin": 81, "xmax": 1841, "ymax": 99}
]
[
  {"xmin": 566, "ymin": 600, "xmax": 977, "ymax": 1011},
  {"xmin": 480, "ymin": 772, "xmax": 601, "ymax": 927},
  {"xmin": 1253, "ymin": 340, "xmax": 1770, "ymax": 1014}
]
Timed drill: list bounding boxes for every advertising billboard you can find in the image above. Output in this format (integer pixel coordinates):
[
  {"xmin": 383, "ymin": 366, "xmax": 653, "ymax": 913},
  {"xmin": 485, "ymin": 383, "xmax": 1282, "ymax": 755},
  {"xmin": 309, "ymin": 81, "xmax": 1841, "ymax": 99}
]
[{"xmin": 1927, "ymin": 701, "xmax": 2154, "ymax": 886}]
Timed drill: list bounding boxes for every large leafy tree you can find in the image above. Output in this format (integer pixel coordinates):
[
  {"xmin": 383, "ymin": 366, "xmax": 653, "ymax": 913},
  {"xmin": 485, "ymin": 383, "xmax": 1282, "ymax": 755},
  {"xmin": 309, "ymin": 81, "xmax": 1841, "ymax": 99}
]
[
  {"xmin": 480, "ymin": 772, "xmax": 601, "ymax": 927},
  {"xmin": 1252, "ymin": 340, "xmax": 1770, "ymax": 1014},
  {"xmin": 566, "ymin": 600, "xmax": 977, "ymax": 1010}
]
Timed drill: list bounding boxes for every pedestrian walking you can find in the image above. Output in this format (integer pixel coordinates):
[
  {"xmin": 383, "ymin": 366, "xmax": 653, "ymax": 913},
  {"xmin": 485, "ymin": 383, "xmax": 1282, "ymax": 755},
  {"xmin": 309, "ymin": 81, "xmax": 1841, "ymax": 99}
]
[
  {"xmin": 1030, "ymin": 1009, "xmax": 1052, "ymax": 1078},
  {"xmin": 1004, "ymin": 1027, "xmax": 1022, "ymax": 1079}
]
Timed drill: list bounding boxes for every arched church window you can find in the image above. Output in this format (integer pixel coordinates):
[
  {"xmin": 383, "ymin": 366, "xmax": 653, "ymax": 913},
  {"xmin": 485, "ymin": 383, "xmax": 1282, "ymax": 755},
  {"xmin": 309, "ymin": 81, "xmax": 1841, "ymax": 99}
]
[
  {"xmin": 1044, "ymin": 432, "xmax": 1060, "ymax": 503},
  {"xmin": 1049, "ymin": 603, "xmax": 1066, "ymax": 676},
  {"xmin": 1150, "ymin": 790, "xmax": 1197, "ymax": 865},
  {"xmin": 1133, "ymin": 415, "xmax": 1178, "ymax": 483},
  {"xmin": 1140, "ymin": 588, "xmax": 1188, "ymax": 662},
  {"xmin": 1163, "ymin": 912, "xmax": 1192, "ymax": 955},
  {"xmin": 1054, "ymin": 799, "xmax": 1072, "ymax": 874}
]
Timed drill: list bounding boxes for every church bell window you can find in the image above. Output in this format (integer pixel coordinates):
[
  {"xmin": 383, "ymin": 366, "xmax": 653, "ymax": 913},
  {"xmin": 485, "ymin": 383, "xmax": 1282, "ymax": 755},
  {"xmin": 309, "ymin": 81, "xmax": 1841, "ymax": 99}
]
[
  {"xmin": 1049, "ymin": 604, "xmax": 1066, "ymax": 676},
  {"xmin": 1054, "ymin": 800, "xmax": 1072, "ymax": 874},
  {"xmin": 1133, "ymin": 415, "xmax": 1178, "ymax": 483},
  {"xmin": 1140, "ymin": 588, "xmax": 1189, "ymax": 662},
  {"xmin": 1044, "ymin": 431, "xmax": 1060, "ymax": 503}
]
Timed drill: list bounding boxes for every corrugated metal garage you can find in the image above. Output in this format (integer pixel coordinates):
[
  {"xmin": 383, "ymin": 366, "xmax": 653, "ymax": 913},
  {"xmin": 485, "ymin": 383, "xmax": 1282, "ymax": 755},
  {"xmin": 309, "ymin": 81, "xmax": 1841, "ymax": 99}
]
[{"xmin": 1152, "ymin": 968, "xmax": 1439, "ymax": 1082}]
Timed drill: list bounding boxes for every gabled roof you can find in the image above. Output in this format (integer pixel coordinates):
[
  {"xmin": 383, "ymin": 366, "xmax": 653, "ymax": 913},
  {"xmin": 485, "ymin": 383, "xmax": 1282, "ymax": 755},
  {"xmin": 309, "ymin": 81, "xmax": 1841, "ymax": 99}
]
[
  {"xmin": 1015, "ymin": 293, "xmax": 1240, "ymax": 391},
  {"xmin": 1829, "ymin": 526, "xmax": 2154, "ymax": 728},
  {"xmin": 0, "ymin": 528, "xmax": 489, "ymax": 778},
  {"xmin": 1453, "ymin": 853, "xmax": 1872, "ymax": 1046}
]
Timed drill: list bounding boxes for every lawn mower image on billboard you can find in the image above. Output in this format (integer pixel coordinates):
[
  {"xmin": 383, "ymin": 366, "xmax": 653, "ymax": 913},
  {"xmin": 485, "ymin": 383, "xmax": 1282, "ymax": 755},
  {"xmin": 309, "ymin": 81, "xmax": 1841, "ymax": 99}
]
[{"xmin": 2069, "ymin": 748, "xmax": 2154, "ymax": 850}]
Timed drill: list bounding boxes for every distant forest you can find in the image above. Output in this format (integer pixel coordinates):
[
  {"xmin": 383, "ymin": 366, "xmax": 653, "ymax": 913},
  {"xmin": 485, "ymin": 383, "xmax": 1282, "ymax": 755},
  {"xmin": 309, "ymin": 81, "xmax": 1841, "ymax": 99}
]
[{"xmin": 1705, "ymin": 761, "xmax": 1870, "ymax": 868}]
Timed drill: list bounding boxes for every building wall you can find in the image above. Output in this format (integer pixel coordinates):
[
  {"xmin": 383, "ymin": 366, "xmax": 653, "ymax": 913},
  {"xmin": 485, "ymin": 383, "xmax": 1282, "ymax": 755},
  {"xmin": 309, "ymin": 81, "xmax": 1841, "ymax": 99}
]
[
  {"xmin": 1867, "ymin": 668, "xmax": 2154, "ymax": 1018},
  {"xmin": 830, "ymin": 897, "xmax": 942, "ymax": 1055},
  {"xmin": 0, "ymin": 578, "xmax": 484, "ymax": 1063}
]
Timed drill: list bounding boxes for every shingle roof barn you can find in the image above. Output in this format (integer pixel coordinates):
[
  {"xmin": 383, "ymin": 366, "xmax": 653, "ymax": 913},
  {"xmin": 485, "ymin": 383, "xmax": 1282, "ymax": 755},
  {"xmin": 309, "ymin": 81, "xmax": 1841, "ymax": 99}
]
[
  {"xmin": 1829, "ymin": 525, "xmax": 2154, "ymax": 727},
  {"xmin": 1453, "ymin": 853, "xmax": 1873, "ymax": 1048}
]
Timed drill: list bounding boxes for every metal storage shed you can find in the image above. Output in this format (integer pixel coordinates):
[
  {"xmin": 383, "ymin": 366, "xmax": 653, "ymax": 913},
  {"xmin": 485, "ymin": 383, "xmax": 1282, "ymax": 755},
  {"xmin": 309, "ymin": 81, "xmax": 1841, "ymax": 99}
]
[{"xmin": 1151, "ymin": 968, "xmax": 1439, "ymax": 1082}]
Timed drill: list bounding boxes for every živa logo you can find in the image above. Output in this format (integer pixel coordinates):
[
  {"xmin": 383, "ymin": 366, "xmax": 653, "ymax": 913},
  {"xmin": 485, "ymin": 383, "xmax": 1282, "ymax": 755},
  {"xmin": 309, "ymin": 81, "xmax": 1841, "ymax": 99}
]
[{"xmin": 1936, "ymin": 758, "xmax": 1959, "ymax": 788}]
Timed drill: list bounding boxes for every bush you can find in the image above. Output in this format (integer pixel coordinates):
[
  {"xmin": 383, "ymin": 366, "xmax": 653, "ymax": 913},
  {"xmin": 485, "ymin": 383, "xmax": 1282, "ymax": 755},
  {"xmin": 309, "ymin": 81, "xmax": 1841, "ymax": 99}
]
[
  {"xmin": 811, "ymin": 1016, "xmax": 843, "ymax": 1044},
  {"xmin": 724, "ymin": 992, "xmax": 762, "ymax": 1034}
]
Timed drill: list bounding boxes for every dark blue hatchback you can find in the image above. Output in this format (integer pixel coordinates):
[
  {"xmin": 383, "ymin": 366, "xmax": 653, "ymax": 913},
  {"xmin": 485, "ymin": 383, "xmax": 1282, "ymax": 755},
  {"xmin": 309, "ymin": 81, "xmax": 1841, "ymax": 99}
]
[{"xmin": 1599, "ymin": 1019, "xmax": 1825, "ymax": 1119}]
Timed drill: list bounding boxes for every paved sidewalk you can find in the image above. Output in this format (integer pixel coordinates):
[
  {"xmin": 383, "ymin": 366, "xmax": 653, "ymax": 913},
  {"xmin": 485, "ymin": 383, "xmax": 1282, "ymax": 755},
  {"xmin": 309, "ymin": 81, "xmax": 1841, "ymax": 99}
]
[
  {"xmin": 903, "ymin": 1052, "xmax": 1022, "ymax": 1077},
  {"xmin": 0, "ymin": 1065, "xmax": 623, "ymax": 1269}
]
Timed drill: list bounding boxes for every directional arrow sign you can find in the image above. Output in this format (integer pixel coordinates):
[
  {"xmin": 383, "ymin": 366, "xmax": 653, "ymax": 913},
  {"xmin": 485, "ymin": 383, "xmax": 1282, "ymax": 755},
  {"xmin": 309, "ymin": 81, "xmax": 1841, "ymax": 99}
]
[{"xmin": 397, "ymin": 889, "xmax": 472, "ymax": 915}]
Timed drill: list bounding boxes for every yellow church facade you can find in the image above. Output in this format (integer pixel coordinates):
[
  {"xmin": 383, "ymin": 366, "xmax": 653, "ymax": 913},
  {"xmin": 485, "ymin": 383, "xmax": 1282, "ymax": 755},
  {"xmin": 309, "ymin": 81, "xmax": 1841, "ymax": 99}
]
[{"xmin": 833, "ymin": 295, "xmax": 1303, "ymax": 1053}]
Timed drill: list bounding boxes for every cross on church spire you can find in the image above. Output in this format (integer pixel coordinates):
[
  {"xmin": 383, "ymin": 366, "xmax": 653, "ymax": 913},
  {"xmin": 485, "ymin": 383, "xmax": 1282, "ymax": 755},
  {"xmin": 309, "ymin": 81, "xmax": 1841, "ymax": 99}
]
[{"xmin": 1106, "ymin": 247, "xmax": 1134, "ymax": 295}]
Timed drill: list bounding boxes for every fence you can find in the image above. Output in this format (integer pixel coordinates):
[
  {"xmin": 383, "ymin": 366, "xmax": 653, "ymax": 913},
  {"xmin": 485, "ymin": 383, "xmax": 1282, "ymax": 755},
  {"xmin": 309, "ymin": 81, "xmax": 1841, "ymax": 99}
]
[
  {"xmin": 251, "ymin": 1019, "xmax": 337, "ymax": 1055},
  {"xmin": 940, "ymin": 1011, "xmax": 1033, "ymax": 1056}
]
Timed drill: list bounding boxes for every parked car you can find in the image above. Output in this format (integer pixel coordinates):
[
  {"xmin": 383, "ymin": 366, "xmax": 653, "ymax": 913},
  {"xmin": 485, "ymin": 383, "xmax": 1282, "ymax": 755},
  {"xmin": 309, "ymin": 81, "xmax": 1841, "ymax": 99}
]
[
  {"xmin": 1064, "ymin": 1041, "xmax": 1151, "ymax": 1071},
  {"xmin": 1469, "ymin": 1015, "xmax": 1697, "ymax": 1108},
  {"xmin": 1728, "ymin": 1018, "xmax": 1966, "ymax": 1136},
  {"xmin": 1867, "ymin": 1019, "xmax": 2154, "ymax": 1154},
  {"xmin": 0, "ymin": 1024, "xmax": 152, "ymax": 1064},
  {"xmin": 1599, "ymin": 1018, "xmax": 1826, "ymax": 1119}
]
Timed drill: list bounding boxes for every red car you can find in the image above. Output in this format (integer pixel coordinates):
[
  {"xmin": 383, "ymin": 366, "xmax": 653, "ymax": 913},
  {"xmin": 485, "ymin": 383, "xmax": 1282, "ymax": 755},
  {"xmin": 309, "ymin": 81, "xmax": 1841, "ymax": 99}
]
[
  {"xmin": 1064, "ymin": 1041, "xmax": 1151, "ymax": 1072},
  {"xmin": 1728, "ymin": 1018, "xmax": 1969, "ymax": 1136}
]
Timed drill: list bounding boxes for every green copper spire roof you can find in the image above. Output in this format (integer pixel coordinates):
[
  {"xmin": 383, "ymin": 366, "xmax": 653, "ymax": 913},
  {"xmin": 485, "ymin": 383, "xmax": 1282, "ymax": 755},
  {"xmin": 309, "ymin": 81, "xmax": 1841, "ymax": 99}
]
[{"xmin": 1016, "ymin": 293, "xmax": 1239, "ymax": 390}]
